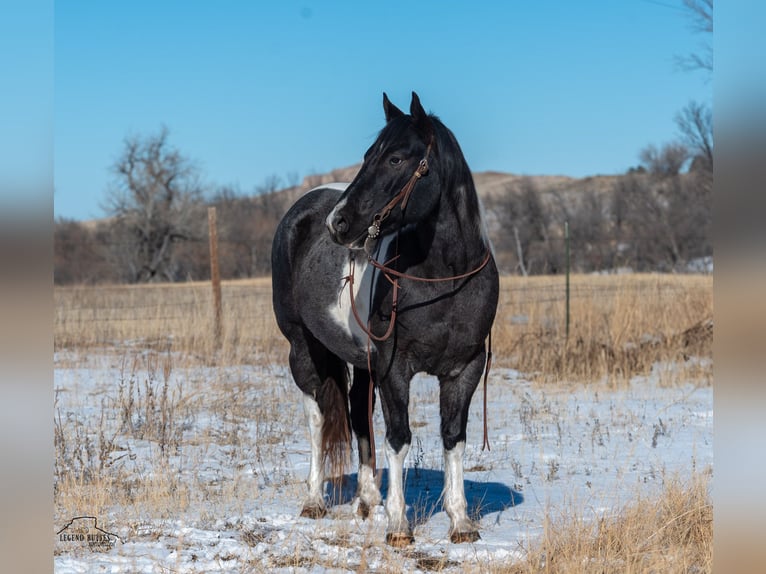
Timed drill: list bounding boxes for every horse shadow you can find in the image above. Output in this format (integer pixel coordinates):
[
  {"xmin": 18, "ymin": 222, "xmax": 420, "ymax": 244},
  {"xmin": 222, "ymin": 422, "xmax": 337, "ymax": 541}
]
[{"xmin": 325, "ymin": 467, "xmax": 523, "ymax": 526}]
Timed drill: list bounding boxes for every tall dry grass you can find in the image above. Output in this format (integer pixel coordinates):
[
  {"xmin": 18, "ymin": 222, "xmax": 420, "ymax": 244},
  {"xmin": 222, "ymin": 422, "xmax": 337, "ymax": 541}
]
[
  {"xmin": 500, "ymin": 472, "xmax": 713, "ymax": 574},
  {"xmin": 55, "ymin": 273, "xmax": 712, "ymax": 383},
  {"xmin": 54, "ymin": 278, "xmax": 283, "ymax": 365},
  {"xmin": 494, "ymin": 274, "xmax": 712, "ymax": 385},
  {"xmin": 54, "ymin": 273, "xmax": 713, "ymax": 571}
]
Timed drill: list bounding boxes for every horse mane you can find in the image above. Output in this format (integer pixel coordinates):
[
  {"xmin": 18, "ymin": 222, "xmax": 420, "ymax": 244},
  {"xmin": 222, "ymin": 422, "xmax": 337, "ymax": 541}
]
[{"xmin": 428, "ymin": 115, "xmax": 491, "ymax": 249}]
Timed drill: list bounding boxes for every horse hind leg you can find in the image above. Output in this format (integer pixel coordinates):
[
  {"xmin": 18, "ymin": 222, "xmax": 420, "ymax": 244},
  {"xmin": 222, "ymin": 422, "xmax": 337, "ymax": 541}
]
[
  {"xmin": 301, "ymin": 392, "xmax": 327, "ymax": 518},
  {"xmin": 288, "ymin": 331, "xmax": 351, "ymax": 518},
  {"xmin": 349, "ymin": 367, "xmax": 381, "ymax": 518}
]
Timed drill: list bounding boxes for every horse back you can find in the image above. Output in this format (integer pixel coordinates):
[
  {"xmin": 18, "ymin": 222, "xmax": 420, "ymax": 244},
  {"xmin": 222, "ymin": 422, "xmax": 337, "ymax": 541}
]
[{"xmin": 272, "ymin": 185, "xmax": 373, "ymax": 366}]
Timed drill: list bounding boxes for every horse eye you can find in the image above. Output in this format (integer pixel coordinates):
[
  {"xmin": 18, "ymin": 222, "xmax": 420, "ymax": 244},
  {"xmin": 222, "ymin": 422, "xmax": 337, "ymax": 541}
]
[{"xmin": 389, "ymin": 156, "xmax": 402, "ymax": 166}]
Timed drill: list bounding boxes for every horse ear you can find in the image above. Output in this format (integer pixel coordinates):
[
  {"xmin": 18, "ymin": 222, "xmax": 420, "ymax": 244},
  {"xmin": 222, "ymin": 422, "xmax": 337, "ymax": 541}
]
[
  {"xmin": 383, "ymin": 93, "xmax": 405, "ymax": 123},
  {"xmin": 409, "ymin": 91, "xmax": 434, "ymax": 141}
]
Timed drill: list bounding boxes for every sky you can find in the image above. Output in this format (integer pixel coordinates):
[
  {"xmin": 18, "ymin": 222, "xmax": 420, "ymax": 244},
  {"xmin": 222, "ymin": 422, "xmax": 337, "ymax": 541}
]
[{"xmin": 52, "ymin": 0, "xmax": 712, "ymax": 221}]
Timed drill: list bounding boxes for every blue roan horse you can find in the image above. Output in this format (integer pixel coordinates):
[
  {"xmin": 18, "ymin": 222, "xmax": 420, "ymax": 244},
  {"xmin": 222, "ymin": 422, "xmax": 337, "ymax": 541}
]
[{"xmin": 271, "ymin": 92, "xmax": 499, "ymax": 546}]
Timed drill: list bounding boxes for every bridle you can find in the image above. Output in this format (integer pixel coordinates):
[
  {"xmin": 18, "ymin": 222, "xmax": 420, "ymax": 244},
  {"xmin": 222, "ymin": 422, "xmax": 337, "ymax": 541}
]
[
  {"xmin": 363, "ymin": 140, "xmax": 433, "ymax": 256},
  {"xmin": 340, "ymin": 141, "xmax": 495, "ymax": 473}
]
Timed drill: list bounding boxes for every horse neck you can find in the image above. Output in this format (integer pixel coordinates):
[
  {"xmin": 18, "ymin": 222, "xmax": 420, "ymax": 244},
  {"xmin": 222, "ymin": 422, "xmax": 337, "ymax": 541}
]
[{"xmin": 416, "ymin": 179, "xmax": 489, "ymax": 273}]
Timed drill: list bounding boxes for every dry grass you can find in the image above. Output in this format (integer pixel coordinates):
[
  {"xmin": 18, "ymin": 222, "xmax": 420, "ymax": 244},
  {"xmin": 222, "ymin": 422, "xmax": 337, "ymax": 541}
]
[
  {"xmin": 500, "ymin": 472, "xmax": 713, "ymax": 574},
  {"xmin": 54, "ymin": 346, "xmax": 303, "ymax": 536},
  {"xmin": 55, "ymin": 273, "xmax": 712, "ymax": 383},
  {"xmin": 53, "ymin": 273, "xmax": 712, "ymax": 571},
  {"xmin": 494, "ymin": 274, "xmax": 712, "ymax": 385},
  {"xmin": 54, "ymin": 277, "xmax": 283, "ymax": 366}
]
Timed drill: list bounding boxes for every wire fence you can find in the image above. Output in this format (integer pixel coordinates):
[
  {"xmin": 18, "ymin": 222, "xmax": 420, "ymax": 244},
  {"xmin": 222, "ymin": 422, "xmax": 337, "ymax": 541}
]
[
  {"xmin": 54, "ymin": 277, "xmax": 705, "ymax": 326},
  {"xmin": 53, "ymin": 270, "xmax": 713, "ymax": 385}
]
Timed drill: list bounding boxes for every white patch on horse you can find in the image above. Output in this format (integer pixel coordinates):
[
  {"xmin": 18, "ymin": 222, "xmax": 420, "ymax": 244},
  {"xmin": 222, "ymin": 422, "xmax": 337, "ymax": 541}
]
[
  {"xmin": 314, "ymin": 181, "xmax": 350, "ymax": 193},
  {"xmin": 328, "ymin": 235, "xmax": 393, "ymax": 348},
  {"xmin": 328, "ymin": 254, "xmax": 371, "ymax": 346},
  {"xmin": 323, "ymin": 184, "xmax": 350, "ymax": 232},
  {"xmin": 384, "ymin": 440, "xmax": 410, "ymax": 532},
  {"xmin": 302, "ymin": 393, "xmax": 325, "ymax": 506},
  {"xmin": 356, "ymin": 460, "xmax": 382, "ymax": 507},
  {"xmin": 442, "ymin": 441, "xmax": 474, "ymax": 532}
]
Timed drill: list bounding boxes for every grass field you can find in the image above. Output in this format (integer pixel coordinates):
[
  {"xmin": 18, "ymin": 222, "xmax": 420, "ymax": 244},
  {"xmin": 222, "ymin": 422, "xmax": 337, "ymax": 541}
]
[
  {"xmin": 55, "ymin": 273, "xmax": 712, "ymax": 383},
  {"xmin": 54, "ymin": 273, "xmax": 712, "ymax": 572}
]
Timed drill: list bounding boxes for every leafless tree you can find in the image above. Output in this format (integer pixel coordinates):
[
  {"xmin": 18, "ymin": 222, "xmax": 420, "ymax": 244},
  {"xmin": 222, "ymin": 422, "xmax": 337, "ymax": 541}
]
[
  {"xmin": 639, "ymin": 142, "xmax": 689, "ymax": 177},
  {"xmin": 104, "ymin": 127, "xmax": 204, "ymax": 282},
  {"xmin": 677, "ymin": 0, "xmax": 713, "ymax": 75},
  {"xmin": 614, "ymin": 167, "xmax": 711, "ymax": 271},
  {"xmin": 54, "ymin": 219, "xmax": 111, "ymax": 284},
  {"xmin": 207, "ymin": 177, "xmax": 289, "ymax": 278},
  {"xmin": 490, "ymin": 178, "xmax": 556, "ymax": 275},
  {"xmin": 674, "ymin": 0, "xmax": 713, "ymax": 177},
  {"xmin": 255, "ymin": 174, "xmax": 282, "ymax": 195},
  {"xmin": 675, "ymin": 100, "xmax": 713, "ymax": 173},
  {"xmin": 566, "ymin": 189, "xmax": 613, "ymax": 272}
]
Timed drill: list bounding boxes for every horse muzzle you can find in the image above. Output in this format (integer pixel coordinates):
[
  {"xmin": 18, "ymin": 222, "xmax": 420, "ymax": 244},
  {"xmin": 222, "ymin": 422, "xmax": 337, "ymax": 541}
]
[{"xmin": 326, "ymin": 203, "xmax": 367, "ymax": 250}]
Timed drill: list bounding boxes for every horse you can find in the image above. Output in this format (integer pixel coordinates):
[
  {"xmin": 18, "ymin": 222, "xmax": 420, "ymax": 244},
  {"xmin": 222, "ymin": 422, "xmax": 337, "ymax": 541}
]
[{"xmin": 271, "ymin": 92, "xmax": 499, "ymax": 546}]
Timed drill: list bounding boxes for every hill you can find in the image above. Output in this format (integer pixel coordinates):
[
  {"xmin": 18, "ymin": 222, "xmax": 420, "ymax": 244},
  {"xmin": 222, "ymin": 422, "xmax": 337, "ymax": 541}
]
[
  {"xmin": 282, "ymin": 164, "xmax": 620, "ymax": 206},
  {"xmin": 55, "ymin": 163, "xmax": 711, "ymax": 284}
]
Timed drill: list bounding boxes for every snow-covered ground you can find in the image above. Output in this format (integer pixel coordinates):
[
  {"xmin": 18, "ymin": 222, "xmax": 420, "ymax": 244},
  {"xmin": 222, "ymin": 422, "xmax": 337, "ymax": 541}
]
[{"xmin": 54, "ymin": 351, "xmax": 712, "ymax": 573}]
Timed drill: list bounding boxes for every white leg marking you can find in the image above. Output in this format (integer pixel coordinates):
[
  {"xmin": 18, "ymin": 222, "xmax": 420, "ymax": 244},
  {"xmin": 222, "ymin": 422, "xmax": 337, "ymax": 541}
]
[
  {"xmin": 443, "ymin": 441, "xmax": 474, "ymax": 533},
  {"xmin": 357, "ymin": 462, "xmax": 382, "ymax": 507},
  {"xmin": 384, "ymin": 440, "xmax": 410, "ymax": 533},
  {"xmin": 302, "ymin": 394, "xmax": 325, "ymax": 507}
]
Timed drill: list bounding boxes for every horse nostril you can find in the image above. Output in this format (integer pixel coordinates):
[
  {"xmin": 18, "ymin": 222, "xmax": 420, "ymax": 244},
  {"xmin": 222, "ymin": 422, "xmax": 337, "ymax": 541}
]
[{"xmin": 333, "ymin": 214, "xmax": 348, "ymax": 235}]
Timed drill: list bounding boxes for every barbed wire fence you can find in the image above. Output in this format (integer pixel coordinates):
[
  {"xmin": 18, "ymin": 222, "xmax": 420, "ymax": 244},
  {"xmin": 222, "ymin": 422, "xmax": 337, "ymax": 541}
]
[{"xmin": 54, "ymin": 214, "xmax": 712, "ymax": 352}]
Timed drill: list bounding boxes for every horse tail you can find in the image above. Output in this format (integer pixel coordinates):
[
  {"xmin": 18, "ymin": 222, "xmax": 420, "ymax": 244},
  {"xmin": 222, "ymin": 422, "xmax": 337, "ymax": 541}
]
[{"xmin": 317, "ymin": 358, "xmax": 351, "ymax": 480}]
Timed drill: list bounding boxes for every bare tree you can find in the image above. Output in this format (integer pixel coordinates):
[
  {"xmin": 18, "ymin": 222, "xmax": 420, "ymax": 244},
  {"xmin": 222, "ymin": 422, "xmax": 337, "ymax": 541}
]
[
  {"xmin": 207, "ymin": 176, "xmax": 289, "ymax": 278},
  {"xmin": 566, "ymin": 189, "xmax": 613, "ymax": 272},
  {"xmin": 677, "ymin": 0, "xmax": 713, "ymax": 75},
  {"xmin": 54, "ymin": 218, "xmax": 112, "ymax": 284},
  {"xmin": 675, "ymin": 100, "xmax": 713, "ymax": 173},
  {"xmin": 639, "ymin": 142, "xmax": 689, "ymax": 177},
  {"xmin": 104, "ymin": 127, "xmax": 204, "ymax": 282},
  {"xmin": 255, "ymin": 174, "xmax": 282, "ymax": 195},
  {"xmin": 614, "ymin": 163, "xmax": 711, "ymax": 272},
  {"xmin": 490, "ymin": 178, "xmax": 555, "ymax": 275}
]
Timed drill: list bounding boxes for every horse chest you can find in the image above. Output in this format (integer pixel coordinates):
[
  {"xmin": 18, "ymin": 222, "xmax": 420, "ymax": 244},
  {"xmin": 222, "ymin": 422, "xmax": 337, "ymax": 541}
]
[
  {"xmin": 327, "ymin": 256, "xmax": 375, "ymax": 349},
  {"xmin": 326, "ymin": 232, "xmax": 396, "ymax": 347}
]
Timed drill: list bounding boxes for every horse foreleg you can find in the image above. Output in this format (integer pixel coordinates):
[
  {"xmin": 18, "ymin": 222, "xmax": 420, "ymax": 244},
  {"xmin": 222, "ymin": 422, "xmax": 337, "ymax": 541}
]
[
  {"xmin": 378, "ymin": 372, "xmax": 414, "ymax": 546},
  {"xmin": 443, "ymin": 441, "xmax": 479, "ymax": 542},
  {"xmin": 301, "ymin": 393, "xmax": 327, "ymax": 518},
  {"xmin": 440, "ymin": 354, "xmax": 484, "ymax": 543},
  {"xmin": 384, "ymin": 440, "xmax": 412, "ymax": 546}
]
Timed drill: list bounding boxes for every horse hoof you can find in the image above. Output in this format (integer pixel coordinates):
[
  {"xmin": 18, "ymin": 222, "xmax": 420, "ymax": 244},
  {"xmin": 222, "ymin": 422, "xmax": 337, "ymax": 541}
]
[
  {"xmin": 450, "ymin": 530, "xmax": 480, "ymax": 544},
  {"xmin": 357, "ymin": 500, "xmax": 370, "ymax": 519},
  {"xmin": 300, "ymin": 504, "xmax": 326, "ymax": 519},
  {"xmin": 385, "ymin": 532, "xmax": 414, "ymax": 547}
]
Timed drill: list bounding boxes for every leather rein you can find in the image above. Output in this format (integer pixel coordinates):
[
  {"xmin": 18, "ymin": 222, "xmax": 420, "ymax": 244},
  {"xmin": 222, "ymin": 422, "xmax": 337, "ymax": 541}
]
[{"xmin": 341, "ymin": 143, "xmax": 494, "ymax": 473}]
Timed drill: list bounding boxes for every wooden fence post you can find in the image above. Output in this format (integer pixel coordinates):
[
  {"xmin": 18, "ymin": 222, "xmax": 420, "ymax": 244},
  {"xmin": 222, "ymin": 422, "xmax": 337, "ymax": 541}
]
[
  {"xmin": 565, "ymin": 220, "xmax": 570, "ymax": 340},
  {"xmin": 208, "ymin": 207, "xmax": 223, "ymax": 348}
]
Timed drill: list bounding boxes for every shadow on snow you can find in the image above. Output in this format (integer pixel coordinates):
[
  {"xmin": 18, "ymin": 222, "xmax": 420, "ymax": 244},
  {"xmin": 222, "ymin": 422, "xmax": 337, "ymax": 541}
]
[{"xmin": 325, "ymin": 467, "xmax": 523, "ymax": 526}]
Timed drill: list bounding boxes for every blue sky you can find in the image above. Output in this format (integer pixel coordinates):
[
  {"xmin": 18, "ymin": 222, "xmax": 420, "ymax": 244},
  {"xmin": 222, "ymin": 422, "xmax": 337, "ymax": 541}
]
[{"xmin": 53, "ymin": 0, "xmax": 711, "ymax": 221}]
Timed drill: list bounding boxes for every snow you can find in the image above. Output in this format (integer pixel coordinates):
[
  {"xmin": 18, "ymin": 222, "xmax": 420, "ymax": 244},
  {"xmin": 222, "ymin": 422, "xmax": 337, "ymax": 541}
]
[{"xmin": 54, "ymin": 351, "xmax": 712, "ymax": 572}]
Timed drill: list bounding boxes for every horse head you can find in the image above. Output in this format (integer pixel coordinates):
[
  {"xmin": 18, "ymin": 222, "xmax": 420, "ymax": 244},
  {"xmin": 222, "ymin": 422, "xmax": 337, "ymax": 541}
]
[{"xmin": 326, "ymin": 92, "xmax": 443, "ymax": 250}]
